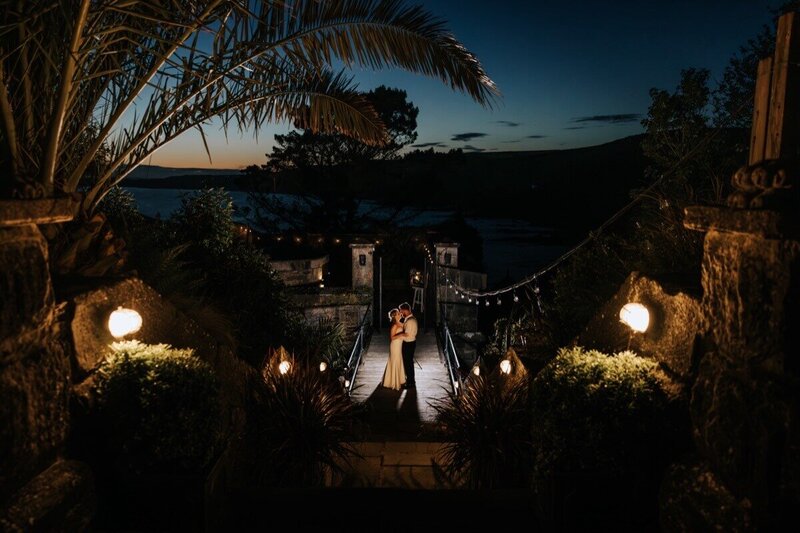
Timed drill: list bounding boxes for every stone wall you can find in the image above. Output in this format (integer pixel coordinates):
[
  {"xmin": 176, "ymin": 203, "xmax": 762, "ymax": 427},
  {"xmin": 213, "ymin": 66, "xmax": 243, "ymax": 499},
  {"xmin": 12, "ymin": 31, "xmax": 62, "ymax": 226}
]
[
  {"xmin": 436, "ymin": 266, "xmax": 487, "ymax": 332},
  {"xmin": 0, "ymin": 199, "xmax": 95, "ymax": 529},
  {"xmin": 290, "ymin": 288, "xmax": 372, "ymax": 337},
  {"xmin": 658, "ymin": 206, "xmax": 800, "ymax": 530},
  {"xmin": 269, "ymin": 255, "xmax": 328, "ymax": 287},
  {"xmin": 579, "ymin": 272, "xmax": 703, "ymax": 382}
]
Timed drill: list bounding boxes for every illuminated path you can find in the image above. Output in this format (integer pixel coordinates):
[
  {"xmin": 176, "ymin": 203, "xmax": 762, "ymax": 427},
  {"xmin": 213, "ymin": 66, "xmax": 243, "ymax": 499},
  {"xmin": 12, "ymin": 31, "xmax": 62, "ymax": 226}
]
[{"xmin": 350, "ymin": 330, "xmax": 450, "ymax": 440}]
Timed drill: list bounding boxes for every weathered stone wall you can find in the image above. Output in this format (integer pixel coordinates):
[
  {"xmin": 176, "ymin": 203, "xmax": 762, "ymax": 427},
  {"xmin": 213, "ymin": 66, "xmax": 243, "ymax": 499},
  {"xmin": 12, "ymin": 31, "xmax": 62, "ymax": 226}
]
[
  {"xmin": 1, "ymin": 199, "xmax": 95, "ymax": 528},
  {"xmin": 436, "ymin": 266, "xmax": 487, "ymax": 332},
  {"xmin": 269, "ymin": 255, "xmax": 328, "ymax": 287},
  {"xmin": 579, "ymin": 272, "xmax": 703, "ymax": 382},
  {"xmin": 290, "ymin": 288, "xmax": 372, "ymax": 336},
  {"xmin": 658, "ymin": 206, "xmax": 800, "ymax": 530}
]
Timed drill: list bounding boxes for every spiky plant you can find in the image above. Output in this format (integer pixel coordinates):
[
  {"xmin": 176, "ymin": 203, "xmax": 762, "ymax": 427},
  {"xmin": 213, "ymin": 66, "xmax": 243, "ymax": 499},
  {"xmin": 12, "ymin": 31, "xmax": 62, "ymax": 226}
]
[
  {"xmin": 433, "ymin": 374, "xmax": 533, "ymax": 489},
  {"xmin": 0, "ymin": 0, "xmax": 497, "ymax": 207},
  {"xmin": 249, "ymin": 362, "xmax": 357, "ymax": 487}
]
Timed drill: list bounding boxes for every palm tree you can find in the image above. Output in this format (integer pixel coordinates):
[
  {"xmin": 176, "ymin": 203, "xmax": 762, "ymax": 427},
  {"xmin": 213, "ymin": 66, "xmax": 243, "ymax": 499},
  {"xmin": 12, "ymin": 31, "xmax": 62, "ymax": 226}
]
[{"xmin": 0, "ymin": 0, "xmax": 497, "ymax": 212}]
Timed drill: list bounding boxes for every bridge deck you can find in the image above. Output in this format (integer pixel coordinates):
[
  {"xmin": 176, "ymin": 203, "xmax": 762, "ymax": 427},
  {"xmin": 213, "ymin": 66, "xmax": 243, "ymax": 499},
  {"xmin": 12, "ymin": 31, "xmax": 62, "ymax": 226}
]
[{"xmin": 351, "ymin": 330, "xmax": 450, "ymax": 440}]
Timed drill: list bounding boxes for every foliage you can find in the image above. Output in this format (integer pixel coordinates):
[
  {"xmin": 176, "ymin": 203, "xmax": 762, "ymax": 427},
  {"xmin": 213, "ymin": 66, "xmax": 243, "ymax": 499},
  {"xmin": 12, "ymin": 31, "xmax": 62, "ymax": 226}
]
[
  {"xmin": 433, "ymin": 375, "xmax": 533, "ymax": 489},
  {"xmin": 247, "ymin": 363, "xmax": 357, "ymax": 487},
  {"xmin": 0, "ymin": 0, "xmax": 495, "ymax": 206},
  {"xmin": 172, "ymin": 188, "xmax": 236, "ymax": 257},
  {"xmin": 94, "ymin": 341, "xmax": 222, "ymax": 476},
  {"xmin": 247, "ymin": 85, "xmax": 420, "ymax": 233},
  {"xmin": 284, "ymin": 318, "xmax": 348, "ymax": 372},
  {"xmin": 532, "ymin": 347, "xmax": 673, "ymax": 516}
]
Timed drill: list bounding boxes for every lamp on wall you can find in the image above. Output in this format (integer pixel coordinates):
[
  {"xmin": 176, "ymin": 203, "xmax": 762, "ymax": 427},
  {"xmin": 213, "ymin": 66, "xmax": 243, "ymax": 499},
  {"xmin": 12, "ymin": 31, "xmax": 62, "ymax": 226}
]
[
  {"xmin": 619, "ymin": 303, "xmax": 650, "ymax": 333},
  {"xmin": 107, "ymin": 307, "xmax": 143, "ymax": 339}
]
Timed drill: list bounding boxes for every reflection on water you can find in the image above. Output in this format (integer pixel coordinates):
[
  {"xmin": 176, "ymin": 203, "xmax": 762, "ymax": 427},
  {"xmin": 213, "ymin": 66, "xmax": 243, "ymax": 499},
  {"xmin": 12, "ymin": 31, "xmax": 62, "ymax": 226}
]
[{"xmin": 126, "ymin": 188, "xmax": 567, "ymax": 288}]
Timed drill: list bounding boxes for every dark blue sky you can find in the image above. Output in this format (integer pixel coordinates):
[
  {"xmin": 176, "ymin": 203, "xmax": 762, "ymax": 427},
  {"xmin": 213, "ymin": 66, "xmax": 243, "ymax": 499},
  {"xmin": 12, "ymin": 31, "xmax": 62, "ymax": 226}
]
[{"xmin": 156, "ymin": 0, "xmax": 777, "ymax": 168}]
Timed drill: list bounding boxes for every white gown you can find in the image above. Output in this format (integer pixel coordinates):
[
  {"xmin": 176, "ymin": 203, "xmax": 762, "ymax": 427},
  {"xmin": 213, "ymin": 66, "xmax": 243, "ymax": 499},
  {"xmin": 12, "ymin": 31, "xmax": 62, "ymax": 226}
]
[{"xmin": 382, "ymin": 334, "xmax": 407, "ymax": 390}]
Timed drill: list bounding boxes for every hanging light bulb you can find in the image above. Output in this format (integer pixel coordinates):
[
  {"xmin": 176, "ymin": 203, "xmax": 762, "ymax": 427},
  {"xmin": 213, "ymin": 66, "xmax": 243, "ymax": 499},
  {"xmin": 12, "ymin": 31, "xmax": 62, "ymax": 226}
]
[
  {"xmin": 500, "ymin": 359, "xmax": 512, "ymax": 374},
  {"xmin": 485, "ymin": 300, "xmax": 490, "ymax": 306},
  {"xmin": 513, "ymin": 293, "xmax": 519, "ymax": 303},
  {"xmin": 278, "ymin": 361, "xmax": 291, "ymax": 375},
  {"xmin": 472, "ymin": 366, "xmax": 480, "ymax": 376},
  {"xmin": 319, "ymin": 361, "xmax": 328, "ymax": 372},
  {"xmin": 468, "ymin": 297, "xmax": 472, "ymax": 303},
  {"xmin": 497, "ymin": 298, "xmax": 502, "ymax": 305}
]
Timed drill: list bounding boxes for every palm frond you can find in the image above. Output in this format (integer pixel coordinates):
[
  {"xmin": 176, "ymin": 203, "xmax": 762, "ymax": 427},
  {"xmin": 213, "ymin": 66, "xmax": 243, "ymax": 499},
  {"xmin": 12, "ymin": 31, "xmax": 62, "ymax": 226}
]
[{"xmin": 1, "ymin": 0, "xmax": 498, "ymax": 210}]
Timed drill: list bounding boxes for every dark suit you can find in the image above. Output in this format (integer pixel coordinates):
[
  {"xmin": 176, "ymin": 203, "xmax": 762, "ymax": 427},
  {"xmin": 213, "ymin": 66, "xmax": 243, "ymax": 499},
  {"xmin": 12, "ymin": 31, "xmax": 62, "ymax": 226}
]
[{"xmin": 401, "ymin": 315, "xmax": 418, "ymax": 385}]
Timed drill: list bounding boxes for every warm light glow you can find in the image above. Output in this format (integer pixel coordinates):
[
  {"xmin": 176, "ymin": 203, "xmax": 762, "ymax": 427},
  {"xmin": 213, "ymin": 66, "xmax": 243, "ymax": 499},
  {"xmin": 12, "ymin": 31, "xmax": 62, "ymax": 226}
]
[
  {"xmin": 619, "ymin": 303, "xmax": 650, "ymax": 333},
  {"xmin": 319, "ymin": 283, "xmax": 325, "ymax": 288},
  {"xmin": 500, "ymin": 359, "xmax": 512, "ymax": 375},
  {"xmin": 278, "ymin": 361, "xmax": 291, "ymax": 375},
  {"xmin": 107, "ymin": 307, "xmax": 142, "ymax": 338},
  {"xmin": 344, "ymin": 379, "xmax": 351, "ymax": 388},
  {"xmin": 472, "ymin": 366, "xmax": 480, "ymax": 376},
  {"xmin": 319, "ymin": 361, "xmax": 328, "ymax": 372}
]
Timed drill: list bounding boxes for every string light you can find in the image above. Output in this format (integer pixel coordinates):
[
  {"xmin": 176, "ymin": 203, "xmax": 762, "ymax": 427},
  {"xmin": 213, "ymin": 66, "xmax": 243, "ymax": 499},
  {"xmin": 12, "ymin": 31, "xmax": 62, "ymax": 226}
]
[
  {"xmin": 513, "ymin": 293, "xmax": 519, "ymax": 303},
  {"xmin": 496, "ymin": 298, "xmax": 502, "ymax": 305},
  {"xmin": 485, "ymin": 300, "xmax": 490, "ymax": 306},
  {"xmin": 439, "ymin": 113, "xmax": 738, "ymax": 301}
]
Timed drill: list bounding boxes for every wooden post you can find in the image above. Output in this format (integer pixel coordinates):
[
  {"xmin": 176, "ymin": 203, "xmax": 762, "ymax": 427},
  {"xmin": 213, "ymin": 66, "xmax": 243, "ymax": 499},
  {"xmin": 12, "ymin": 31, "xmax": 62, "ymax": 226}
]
[
  {"xmin": 765, "ymin": 12, "xmax": 800, "ymax": 160},
  {"xmin": 749, "ymin": 57, "xmax": 773, "ymax": 165}
]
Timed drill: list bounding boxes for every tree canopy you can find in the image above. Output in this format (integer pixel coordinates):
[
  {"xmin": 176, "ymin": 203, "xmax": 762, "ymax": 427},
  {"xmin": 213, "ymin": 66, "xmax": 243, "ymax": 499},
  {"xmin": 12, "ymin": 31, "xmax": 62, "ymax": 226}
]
[{"xmin": 0, "ymin": 0, "xmax": 497, "ymax": 209}]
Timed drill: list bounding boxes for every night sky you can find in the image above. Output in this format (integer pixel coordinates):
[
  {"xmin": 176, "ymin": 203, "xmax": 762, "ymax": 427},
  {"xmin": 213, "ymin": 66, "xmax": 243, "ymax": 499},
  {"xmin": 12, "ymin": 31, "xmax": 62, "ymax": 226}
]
[{"xmin": 154, "ymin": 0, "xmax": 776, "ymax": 169}]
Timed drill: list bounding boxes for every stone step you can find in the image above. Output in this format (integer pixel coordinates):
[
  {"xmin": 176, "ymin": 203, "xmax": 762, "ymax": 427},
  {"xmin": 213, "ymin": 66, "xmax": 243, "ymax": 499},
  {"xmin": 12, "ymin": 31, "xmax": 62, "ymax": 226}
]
[{"xmin": 331, "ymin": 441, "xmax": 455, "ymax": 489}]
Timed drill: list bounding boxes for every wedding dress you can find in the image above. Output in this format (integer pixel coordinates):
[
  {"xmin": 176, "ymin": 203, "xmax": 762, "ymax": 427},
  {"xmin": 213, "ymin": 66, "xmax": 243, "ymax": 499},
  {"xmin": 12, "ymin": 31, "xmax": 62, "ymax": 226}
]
[{"xmin": 382, "ymin": 333, "xmax": 406, "ymax": 390}]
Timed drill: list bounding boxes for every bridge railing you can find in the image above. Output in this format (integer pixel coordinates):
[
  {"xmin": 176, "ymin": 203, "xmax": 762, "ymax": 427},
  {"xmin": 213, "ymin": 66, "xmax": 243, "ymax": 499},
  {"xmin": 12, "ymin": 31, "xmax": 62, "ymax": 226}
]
[
  {"xmin": 439, "ymin": 304, "xmax": 464, "ymax": 395},
  {"xmin": 344, "ymin": 304, "xmax": 372, "ymax": 395}
]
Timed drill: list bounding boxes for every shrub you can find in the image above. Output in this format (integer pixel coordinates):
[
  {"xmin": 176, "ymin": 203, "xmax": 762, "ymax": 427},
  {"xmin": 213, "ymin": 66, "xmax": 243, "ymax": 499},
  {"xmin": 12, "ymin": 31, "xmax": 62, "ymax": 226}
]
[
  {"xmin": 283, "ymin": 317, "xmax": 347, "ymax": 371},
  {"xmin": 433, "ymin": 375, "xmax": 532, "ymax": 489},
  {"xmin": 247, "ymin": 363, "xmax": 356, "ymax": 487},
  {"xmin": 531, "ymin": 346, "xmax": 673, "ymax": 526},
  {"xmin": 94, "ymin": 341, "xmax": 222, "ymax": 477}
]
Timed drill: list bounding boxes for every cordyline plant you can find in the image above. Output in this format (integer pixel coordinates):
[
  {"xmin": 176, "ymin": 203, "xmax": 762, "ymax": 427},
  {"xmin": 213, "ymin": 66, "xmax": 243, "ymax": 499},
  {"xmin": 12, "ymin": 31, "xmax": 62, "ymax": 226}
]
[{"xmin": 0, "ymin": 0, "xmax": 497, "ymax": 210}]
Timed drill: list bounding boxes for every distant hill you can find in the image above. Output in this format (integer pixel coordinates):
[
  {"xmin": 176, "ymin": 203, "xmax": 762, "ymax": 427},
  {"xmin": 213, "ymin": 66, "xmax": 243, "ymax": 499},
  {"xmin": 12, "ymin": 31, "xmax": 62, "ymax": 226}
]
[
  {"xmin": 123, "ymin": 135, "xmax": 649, "ymax": 229},
  {"xmin": 127, "ymin": 165, "xmax": 241, "ymax": 180}
]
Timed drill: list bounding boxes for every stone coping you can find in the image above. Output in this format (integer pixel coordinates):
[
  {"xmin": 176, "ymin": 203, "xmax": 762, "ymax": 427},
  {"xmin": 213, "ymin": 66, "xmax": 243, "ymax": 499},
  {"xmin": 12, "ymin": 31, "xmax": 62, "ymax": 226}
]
[
  {"xmin": 289, "ymin": 288, "xmax": 372, "ymax": 306},
  {"xmin": 0, "ymin": 197, "xmax": 77, "ymax": 227},
  {"xmin": 684, "ymin": 205, "xmax": 799, "ymax": 239},
  {"xmin": 268, "ymin": 255, "xmax": 329, "ymax": 270}
]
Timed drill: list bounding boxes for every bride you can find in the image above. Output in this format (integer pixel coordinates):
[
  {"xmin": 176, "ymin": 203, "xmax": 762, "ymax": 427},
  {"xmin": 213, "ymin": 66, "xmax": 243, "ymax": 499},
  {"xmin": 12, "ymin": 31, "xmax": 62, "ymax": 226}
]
[{"xmin": 382, "ymin": 308, "xmax": 407, "ymax": 390}]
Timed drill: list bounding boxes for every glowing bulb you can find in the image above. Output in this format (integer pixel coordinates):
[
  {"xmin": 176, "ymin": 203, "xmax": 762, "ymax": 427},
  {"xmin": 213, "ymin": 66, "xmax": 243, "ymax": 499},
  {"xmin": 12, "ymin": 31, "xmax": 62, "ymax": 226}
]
[
  {"xmin": 619, "ymin": 303, "xmax": 650, "ymax": 333},
  {"xmin": 468, "ymin": 298, "xmax": 472, "ymax": 302},
  {"xmin": 107, "ymin": 307, "xmax": 142, "ymax": 338},
  {"xmin": 319, "ymin": 361, "xmax": 328, "ymax": 372},
  {"xmin": 500, "ymin": 359, "xmax": 512, "ymax": 375},
  {"xmin": 278, "ymin": 361, "xmax": 291, "ymax": 374},
  {"xmin": 513, "ymin": 294, "xmax": 519, "ymax": 303},
  {"xmin": 485, "ymin": 300, "xmax": 490, "ymax": 306},
  {"xmin": 497, "ymin": 298, "xmax": 502, "ymax": 305},
  {"xmin": 472, "ymin": 366, "xmax": 480, "ymax": 376},
  {"xmin": 344, "ymin": 379, "xmax": 351, "ymax": 388}
]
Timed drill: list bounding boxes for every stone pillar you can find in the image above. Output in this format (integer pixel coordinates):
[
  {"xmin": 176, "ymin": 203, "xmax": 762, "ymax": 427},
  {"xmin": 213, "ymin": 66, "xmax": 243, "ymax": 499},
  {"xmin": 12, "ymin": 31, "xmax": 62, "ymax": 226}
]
[
  {"xmin": 349, "ymin": 242, "xmax": 375, "ymax": 290},
  {"xmin": 0, "ymin": 198, "xmax": 95, "ymax": 529},
  {"xmin": 435, "ymin": 242, "xmax": 459, "ymax": 268},
  {"xmin": 659, "ymin": 199, "xmax": 800, "ymax": 530}
]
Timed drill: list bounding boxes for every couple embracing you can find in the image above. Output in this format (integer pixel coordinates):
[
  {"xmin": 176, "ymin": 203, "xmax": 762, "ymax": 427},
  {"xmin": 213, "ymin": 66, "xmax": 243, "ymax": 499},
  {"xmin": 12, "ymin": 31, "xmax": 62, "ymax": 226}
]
[{"xmin": 382, "ymin": 302, "xmax": 417, "ymax": 391}]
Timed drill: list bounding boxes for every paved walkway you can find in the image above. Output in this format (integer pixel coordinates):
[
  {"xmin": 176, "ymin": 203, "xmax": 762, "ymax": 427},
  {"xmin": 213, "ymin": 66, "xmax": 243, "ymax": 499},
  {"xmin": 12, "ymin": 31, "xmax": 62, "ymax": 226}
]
[{"xmin": 350, "ymin": 330, "xmax": 450, "ymax": 440}]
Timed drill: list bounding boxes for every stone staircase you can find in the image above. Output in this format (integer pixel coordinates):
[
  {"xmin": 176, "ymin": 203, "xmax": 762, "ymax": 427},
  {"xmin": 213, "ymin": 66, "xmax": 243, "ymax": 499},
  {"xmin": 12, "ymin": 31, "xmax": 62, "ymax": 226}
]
[{"xmin": 330, "ymin": 441, "xmax": 457, "ymax": 489}]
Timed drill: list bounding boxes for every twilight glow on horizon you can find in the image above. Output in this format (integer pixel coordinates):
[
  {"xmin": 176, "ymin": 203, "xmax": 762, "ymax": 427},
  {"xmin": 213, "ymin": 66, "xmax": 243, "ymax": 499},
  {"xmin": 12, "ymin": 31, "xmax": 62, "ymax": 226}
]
[{"xmin": 151, "ymin": 0, "xmax": 774, "ymax": 169}]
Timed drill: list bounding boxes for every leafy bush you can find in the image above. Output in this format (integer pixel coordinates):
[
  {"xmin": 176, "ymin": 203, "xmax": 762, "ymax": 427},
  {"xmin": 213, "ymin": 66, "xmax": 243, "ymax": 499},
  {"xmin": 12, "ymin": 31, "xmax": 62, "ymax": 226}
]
[
  {"xmin": 531, "ymin": 346, "xmax": 674, "ymax": 527},
  {"xmin": 433, "ymin": 375, "xmax": 532, "ymax": 489},
  {"xmin": 247, "ymin": 363, "xmax": 356, "ymax": 487},
  {"xmin": 95, "ymin": 341, "xmax": 222, "ymax": 476},
  {"xmin": 284, "ymin": 317, "xmax": 347, "ymax": 371}
]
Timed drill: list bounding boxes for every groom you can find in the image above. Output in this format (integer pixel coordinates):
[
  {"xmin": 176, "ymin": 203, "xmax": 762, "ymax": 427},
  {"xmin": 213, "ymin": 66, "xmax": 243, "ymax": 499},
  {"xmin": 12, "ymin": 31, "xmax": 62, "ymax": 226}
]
[{"xmin": 398, "ymin": 302, "xmax": 417, "ymax": 389}]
